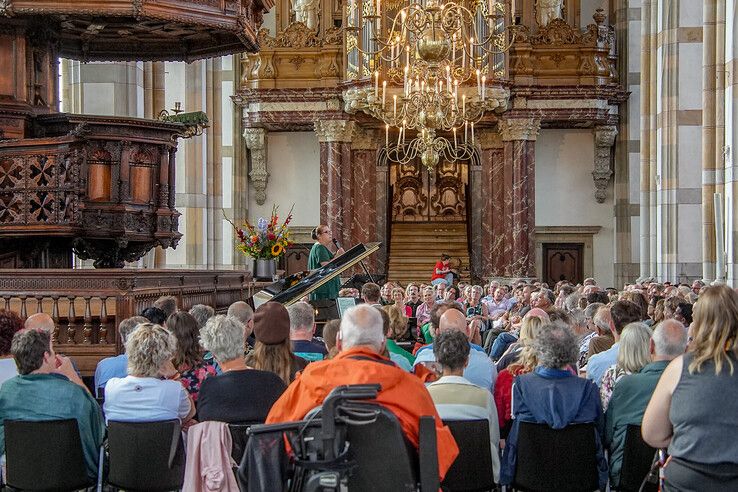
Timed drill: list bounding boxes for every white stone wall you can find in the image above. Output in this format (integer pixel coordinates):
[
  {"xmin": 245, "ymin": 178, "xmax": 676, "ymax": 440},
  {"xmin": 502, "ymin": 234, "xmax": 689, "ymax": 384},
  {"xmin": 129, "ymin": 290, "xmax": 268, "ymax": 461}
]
[
  {"xmin": 535, "ymin": 129, "xmax": 616, "ymax": 287},
  {"xmin": 247, "ymin": 131, "xmax": 321, "ymax": 227}
]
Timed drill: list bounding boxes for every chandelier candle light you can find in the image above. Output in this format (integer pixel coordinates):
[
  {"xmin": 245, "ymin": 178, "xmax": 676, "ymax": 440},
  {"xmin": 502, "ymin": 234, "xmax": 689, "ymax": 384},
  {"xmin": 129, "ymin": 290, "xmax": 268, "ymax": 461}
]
[{"xmin": 344, "ymin": 0, "xmax": 515, "ymax": 169}]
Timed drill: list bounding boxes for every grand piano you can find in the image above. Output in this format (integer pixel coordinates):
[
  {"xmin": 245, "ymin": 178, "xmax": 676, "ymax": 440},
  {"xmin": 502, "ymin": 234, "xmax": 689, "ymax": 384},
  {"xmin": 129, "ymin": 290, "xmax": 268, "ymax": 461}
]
[{"xmin": 250, "ymin": 242, "xmax": 381, "ymax": 309}]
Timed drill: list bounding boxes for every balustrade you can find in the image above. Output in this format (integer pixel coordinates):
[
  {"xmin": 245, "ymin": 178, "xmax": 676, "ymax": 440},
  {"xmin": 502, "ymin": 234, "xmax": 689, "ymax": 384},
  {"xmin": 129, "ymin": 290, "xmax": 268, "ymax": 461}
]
[{"xmin": 0, "ymin": 270, "xmax": 263, "ymax": 375}]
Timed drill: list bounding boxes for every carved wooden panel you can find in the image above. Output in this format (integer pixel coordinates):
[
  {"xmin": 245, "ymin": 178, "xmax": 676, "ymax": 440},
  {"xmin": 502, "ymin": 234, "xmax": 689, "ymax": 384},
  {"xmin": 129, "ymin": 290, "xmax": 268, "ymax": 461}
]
[
  {"xmin": 391, "ymin": 159, "xmax": 467, "ymax": 222},
  {"xmin": 0, "ymin": 150, "xmax": 81, "ymax": 226}
]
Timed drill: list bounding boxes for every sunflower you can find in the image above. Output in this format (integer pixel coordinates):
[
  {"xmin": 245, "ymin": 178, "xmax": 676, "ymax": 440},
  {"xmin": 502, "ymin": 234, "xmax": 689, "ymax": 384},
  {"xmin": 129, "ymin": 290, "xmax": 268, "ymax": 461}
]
[{"xmin": 271, "ymin": 243, "xmax": 284, "ymax": 257}]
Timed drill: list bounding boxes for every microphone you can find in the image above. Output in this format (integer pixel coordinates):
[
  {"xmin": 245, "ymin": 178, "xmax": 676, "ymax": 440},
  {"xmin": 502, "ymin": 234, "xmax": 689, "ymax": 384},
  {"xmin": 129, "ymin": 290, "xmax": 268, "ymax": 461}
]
[{"xmin": 332, "ymin": 238, "xmax": 342, "ymax": 250}]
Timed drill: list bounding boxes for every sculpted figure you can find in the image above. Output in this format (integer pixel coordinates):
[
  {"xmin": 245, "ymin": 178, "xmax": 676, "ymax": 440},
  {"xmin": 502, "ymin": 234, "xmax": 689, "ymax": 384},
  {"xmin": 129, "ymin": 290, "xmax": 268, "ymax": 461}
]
[
  {"xmin": 535, "ymin": 0, "xmax": 563, "ymax": 26},
  {"xmin": 291, "ymin": 0, "xmax": 321, "ymax": 30}
]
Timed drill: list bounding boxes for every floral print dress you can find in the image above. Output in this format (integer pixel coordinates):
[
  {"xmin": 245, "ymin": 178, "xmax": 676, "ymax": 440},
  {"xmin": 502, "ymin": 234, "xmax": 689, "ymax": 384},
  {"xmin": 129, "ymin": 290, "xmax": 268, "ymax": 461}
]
[{"xmin": 178, "ymin": 358, "xmax": 217, "ymax": 402}]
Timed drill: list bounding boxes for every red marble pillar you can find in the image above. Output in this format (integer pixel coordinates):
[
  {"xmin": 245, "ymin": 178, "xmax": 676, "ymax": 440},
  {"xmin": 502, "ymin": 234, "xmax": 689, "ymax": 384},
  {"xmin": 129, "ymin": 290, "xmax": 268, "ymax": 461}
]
[
  {"xmin": 349, "ymin": 131, "xmax": 379, "ymax": 270},
  {"xmin": 316, "ymin": 121, "xmax": 355, "ymax": 248},
  {"xmin": 479, "ymin": 132, "xmax": 507, "ymax": 278},
  {"xmin": 501, "ymin": 118, "xmax": 540, "ymax": 279}
]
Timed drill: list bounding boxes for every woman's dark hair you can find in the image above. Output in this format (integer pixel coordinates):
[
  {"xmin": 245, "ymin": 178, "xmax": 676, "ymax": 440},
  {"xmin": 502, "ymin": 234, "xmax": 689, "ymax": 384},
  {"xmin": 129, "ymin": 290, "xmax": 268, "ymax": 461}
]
[
  {"xmin": 141, "ymin": 306, "xmax": 167, "ymax": 325},
  {"xmin": 0, "ymin": 309, "xmax": 24, "ymax": 356},
  {"xmin": 311, "ymin": 227, "xmax": 319, "ymax": 240},
  {"xmin": 441, "ymin": 253, "xmax": 451, "ymax": 260},
  {"xmin": 433, "ymin": 330, "xmax": 470, "ymax": 371},
  {"xmin": 166, "ymin": 311, "xmax": 203, "ymax": 369}
]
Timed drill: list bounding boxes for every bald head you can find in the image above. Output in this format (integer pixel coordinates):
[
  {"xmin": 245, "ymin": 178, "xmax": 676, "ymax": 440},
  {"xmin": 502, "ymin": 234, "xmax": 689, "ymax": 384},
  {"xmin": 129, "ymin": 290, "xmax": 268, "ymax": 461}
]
[
  {"xmin": 24, "ymin": 313, "xmax": 55, "ymax": 334},
  {"xmin": 652, "ymin": 319, "xmax": 688, "ymax": 359},
  {"xmin": 439, "ymin": 308, "xmax": 469, "ymax": 338}
]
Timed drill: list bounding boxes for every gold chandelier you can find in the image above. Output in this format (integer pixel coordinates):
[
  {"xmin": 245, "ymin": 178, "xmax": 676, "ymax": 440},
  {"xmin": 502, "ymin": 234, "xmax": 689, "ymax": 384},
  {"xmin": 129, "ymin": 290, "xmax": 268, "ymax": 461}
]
[{"xmin": 344, "ymin": 0, "xmax": 515, "ymax": 169}]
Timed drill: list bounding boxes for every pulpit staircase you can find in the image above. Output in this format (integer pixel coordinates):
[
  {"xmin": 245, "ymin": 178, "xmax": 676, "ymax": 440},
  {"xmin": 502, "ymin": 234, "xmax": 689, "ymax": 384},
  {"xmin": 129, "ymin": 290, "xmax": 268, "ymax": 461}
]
[{"xmin": 386, "ymin": 222, "xmax": 471, "ymax": 286}]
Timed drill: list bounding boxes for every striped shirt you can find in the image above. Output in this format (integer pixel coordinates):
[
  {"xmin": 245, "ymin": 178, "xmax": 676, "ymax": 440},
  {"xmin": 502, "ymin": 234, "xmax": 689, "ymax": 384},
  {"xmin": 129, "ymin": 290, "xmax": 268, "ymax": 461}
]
[{"xmin": 427, "ymin": 375, "xmax": 501, "ymax": 482}]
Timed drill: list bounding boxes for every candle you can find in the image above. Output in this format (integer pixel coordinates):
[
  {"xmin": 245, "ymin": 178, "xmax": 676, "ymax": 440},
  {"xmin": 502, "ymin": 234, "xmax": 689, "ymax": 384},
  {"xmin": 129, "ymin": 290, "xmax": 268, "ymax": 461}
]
[
  {"xmin": 462, "ymin": 94, "xmax": 466, "ymax": 117},
  {"xmin": 482, "ymin": 75, "xmax": 487, "ymax": 101},
  {"xmin": 374, "ymin": 71, "xmax": 379, "ymax": 98},
  {"xmin": 397, "ymin": 125, "xmax": 403, "ymax": 146},
  {"xmin": 476, "ymin": 69, "xmax": 481, "ymax": 96},
  {"xmin": 454, "ymin": 80, "xmax": 459, "ymax": 106},
  {"xmin": 393, "ymin": 95, "xmax": 397, "ymax": 119},
  {"xmin": 386, "ymin": 124, "xmax": 389, "ymax": 146},
  {"xmin": 446, "ymin": 65, "xmax": 452, "ymax": 88},
  {"xmin": 402, "ymin": 120, "xmax": 407, "ymax": 144},
  {"xmin": 453, "ymin": 127, "xmax": 457, "ymax": 147},
  {"xmin": 452, "ymin": 34, "xmax": 456, "ymax": 63},
  {"xmin": 471, "ymin": 122, "xmax": 475, "ymax": 144},
  {"xmin": 511, "ymin": 0, "xmax": 515, "ymax": 24},
  {"xmin": 382, "ymin": 81, "xmax": 387, "ymax": 108},
  {"xmin": 464, "ymin": 121, "xmax": 468, "ymax": 142},
  {"xmin": 469, "ymin": 38, "xmax": 474, "ymax": 67}
]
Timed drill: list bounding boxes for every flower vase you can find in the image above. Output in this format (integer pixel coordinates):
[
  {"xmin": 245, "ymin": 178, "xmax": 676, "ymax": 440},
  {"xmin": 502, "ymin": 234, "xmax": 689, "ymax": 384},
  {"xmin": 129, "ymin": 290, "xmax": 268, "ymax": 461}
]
[{"xmin": 254, "ymin": 258, "xmax": 277, "ymax": 280}]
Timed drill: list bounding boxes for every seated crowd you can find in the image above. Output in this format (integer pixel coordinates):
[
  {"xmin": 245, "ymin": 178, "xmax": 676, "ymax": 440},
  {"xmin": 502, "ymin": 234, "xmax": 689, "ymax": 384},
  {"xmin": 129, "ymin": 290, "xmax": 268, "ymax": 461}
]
[{"xmin": 0, "ymin": 274, "xmax": 735, "ymax": 490}]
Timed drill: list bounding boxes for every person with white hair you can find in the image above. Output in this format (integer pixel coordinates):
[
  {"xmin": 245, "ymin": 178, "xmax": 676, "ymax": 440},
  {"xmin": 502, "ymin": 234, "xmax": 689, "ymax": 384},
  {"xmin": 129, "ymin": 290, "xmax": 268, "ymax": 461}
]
[
  {"xmin": 266, "ymin": 304, "xmax": 461, "ymax": 482},
  {"xmin": 197, "ymin": 315, "xmax": 287, "ymax": 423},
  {"xmin": 605, "ymin": 318, "xmax": 688, "ymax": 489}
]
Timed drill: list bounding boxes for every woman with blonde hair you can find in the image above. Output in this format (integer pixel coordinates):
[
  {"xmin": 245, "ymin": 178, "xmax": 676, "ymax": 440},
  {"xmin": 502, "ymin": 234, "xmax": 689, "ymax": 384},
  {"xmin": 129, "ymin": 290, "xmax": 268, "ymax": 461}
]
[
  {"xmin": 382, "ymin": 305, "xmax": 415, "ymax": 366},
  {"xmin": 493, "ymin": 312, "xmax": 547, "ymax": 437},
  {"xmin": 104, "ymin": 323, "xmax": 195, "ymax": 423},
  {"xmin": 643, "ymin": 285, "xmax": 738, "ymax": 490},
  {"xmin": 599, "ymin": 322, "xmax": 652, "ymax": 410}
]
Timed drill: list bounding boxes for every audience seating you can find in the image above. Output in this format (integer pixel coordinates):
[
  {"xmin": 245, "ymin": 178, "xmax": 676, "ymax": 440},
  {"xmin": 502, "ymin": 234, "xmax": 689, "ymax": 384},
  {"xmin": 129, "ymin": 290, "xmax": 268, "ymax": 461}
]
[
  {"xmin": 441, "ymin": 419, "xmax": 496, "ymax": 492},
  {"xmin": 618, "ymin": 424, "xmax": 658, "ymax": 492},
  {"xmin": 228, "ymin": 422, "xmax": 259, "ymax": 467},
  {"xmin": 239, "ymin": 384, "xmax": 439, "ymax": 492},
  {"xmin": 106, "ymin": 419, "xmax": 185, "ymax": 492},
  {"xmin": 512, "ymin": 422, "xmax": 599, "ymax": 492},
  {"xmin": 4, "ymin": 418, "xmax": 95, "ymax": 492}
]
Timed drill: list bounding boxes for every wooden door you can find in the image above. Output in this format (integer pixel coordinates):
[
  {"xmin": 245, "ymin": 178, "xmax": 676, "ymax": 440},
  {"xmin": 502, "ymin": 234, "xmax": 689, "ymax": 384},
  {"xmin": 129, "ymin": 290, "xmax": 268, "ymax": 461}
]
[
  {"xmin": 390, "ymin": 159, "xmax": 467, "ymax": 222},
  {"xmin": 542, "ymin": 243, "xmax": 584, "ymax": 286}
]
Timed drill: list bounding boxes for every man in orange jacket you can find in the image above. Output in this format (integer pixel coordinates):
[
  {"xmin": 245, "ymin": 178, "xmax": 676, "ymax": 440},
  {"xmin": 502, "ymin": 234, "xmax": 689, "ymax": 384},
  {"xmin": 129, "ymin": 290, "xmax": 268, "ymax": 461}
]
[{"xmin": 267, "ymin": 303, "xmax": 460, "ymax": 480}]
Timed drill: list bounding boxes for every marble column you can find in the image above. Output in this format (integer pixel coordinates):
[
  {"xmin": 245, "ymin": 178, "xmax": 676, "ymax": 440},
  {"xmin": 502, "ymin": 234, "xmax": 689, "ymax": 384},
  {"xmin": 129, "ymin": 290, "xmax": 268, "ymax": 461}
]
[
  {"xmin": 314, "ymin": 120, "xmax": 356, "ymax": 248},
  {"xmin": 500, "ymin": 118, "xmax": 540, "ymax": 279},
  {"xmin": 478, "ymin": 131, "xmax": 506, "ymax": 279},
  {"xmin": 350, "ymin": 129, "xmax": 380, "ymax": 271}
]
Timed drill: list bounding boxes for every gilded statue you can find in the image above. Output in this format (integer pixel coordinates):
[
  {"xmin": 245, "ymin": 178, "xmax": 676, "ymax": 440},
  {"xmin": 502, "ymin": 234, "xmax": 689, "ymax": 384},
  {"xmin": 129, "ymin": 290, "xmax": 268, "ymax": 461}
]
[{"xmin": 535, "ymin": 0, "xmax": 563, "ymax": 26}]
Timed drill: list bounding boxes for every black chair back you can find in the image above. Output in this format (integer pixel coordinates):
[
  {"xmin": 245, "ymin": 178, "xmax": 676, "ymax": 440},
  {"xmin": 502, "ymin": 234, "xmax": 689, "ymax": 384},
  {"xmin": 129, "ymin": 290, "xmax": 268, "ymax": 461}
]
[
  {"xmin": 106, "ymin": 419, "xmax": 185, "ymax": 492},
  {"xmin": 513, "ymin": 422, "xmax": 599, "ymax": 492},
  {"xmin": 229, "ymin": 422, "xmax": 259, "ymax": 466},
  {"xmin": 4, "ymin": 418, "xmax": 93, "ymax": 492},
  {"xmin": 343, "ymin": 403, "xmax": 419, "ymax": 491},
  {"xmin": 619, "ymin": 424, "xmax": 658, "ymax": 492},
  {"xmin": 441, "ymin": 419, "xmax": 495, "ymax": 492}
]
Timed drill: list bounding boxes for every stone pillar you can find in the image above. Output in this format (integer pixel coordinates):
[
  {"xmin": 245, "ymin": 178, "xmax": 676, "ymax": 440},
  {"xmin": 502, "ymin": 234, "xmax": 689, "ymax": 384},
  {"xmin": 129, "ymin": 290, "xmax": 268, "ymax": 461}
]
[
  {"xmin": 314, "ymin": 120, "xmax": 355, "ymax": 248},
  {"xmin": 244, "ymin": 128, "xmax": 268, "ymax": 205},
  {"xmin": 65, "ymin": 61, "xmax": 145, "ymax": 117},
  {"xmin": 639, "ymin": 0, "xmax": 705, "ymax": 283},
  {"xmin": 500, "ymin": 118, "xmax": 540, "ymax": 279},
  {"xmin": 478, "ymin": 130, "xmax": 505, "ymax": 279},
  {"xmin": 350, "ymin": 129, "xmax": 380, "ymax": 271},
  {"xmin": 725, "ymin": 0, "xmax": 737, "ymax": 284},
  {"xmin": 702, "ymin": 0, "xmax": 727, "ymax": 282}
]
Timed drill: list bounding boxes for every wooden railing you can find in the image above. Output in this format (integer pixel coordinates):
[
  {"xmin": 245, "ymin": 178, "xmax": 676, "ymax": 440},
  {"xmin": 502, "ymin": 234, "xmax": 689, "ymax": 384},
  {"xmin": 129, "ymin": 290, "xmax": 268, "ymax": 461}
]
[{"xmin": 0, "ymin": 269, "xmax": 265, "ymax": 375}]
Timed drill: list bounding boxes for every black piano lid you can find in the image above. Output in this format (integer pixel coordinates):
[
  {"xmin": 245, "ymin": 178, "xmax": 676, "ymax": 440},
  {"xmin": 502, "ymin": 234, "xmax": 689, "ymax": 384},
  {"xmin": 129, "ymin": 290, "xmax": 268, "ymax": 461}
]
[{"xmin": 251, "ymin": 242, "xmax": 381, "ymax": 308}]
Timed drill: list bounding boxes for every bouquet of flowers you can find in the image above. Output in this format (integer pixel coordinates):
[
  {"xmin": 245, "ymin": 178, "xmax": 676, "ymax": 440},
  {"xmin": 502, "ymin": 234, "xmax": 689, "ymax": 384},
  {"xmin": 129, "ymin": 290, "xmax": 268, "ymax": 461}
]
[{"xmin": 227, "ymin": 205, "xmax": 294, "ymax": 259}]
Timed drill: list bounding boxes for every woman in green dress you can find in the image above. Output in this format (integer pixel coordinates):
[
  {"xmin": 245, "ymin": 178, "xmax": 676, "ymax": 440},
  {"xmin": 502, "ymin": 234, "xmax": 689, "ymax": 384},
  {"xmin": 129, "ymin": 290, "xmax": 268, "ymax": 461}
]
[{"xmin": 308, "ymin": 224, "xmax": 345, "ymax": 300}]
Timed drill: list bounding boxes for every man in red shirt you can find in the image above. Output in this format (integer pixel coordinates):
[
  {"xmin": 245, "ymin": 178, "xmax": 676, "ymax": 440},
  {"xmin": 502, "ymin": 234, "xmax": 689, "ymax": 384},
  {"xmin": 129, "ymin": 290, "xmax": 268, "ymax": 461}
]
[
  {"xmin": 267, "ymin": 304, "xmax": 459, "ymax": 480},
  {"xmin": 431, "ymin": 253, "xmax": 454, "ymax": 286}
]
